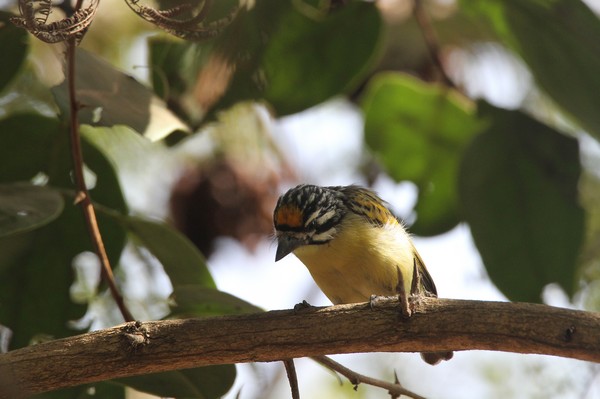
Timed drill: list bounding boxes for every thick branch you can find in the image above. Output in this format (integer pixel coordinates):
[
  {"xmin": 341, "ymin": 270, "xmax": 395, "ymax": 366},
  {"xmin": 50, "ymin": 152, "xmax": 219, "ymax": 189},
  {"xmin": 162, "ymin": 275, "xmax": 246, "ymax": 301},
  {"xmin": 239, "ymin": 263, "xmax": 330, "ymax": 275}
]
[{"xmin": 1, "ymin": 298, "xmax": 599, "ymax": 398}]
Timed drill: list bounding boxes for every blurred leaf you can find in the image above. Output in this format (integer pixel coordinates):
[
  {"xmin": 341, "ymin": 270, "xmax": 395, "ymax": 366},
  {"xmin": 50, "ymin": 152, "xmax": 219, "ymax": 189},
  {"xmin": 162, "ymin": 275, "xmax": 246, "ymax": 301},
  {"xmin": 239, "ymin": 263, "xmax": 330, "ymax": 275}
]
[
  {"xmin": 116, "ymin": 365, "xmax": 235, "ymax": 399},
  {"xmin": 362, "ymin": 72, "xmax": 481, "ymax": 235},
  {"xmin": 0, "ymin": 11, "xmax": 28, "ymax": 93},
  {"xmin": 80, "ymin": 124, "xmax": 174, "ymax": 197},
  {"xmin": 151, "ymin": 1, "xmax": 383, "ymax": 122},
  {"xmin": 462, "ymin": 0, "xmax": 600, "ymax": 140},
  {"xmin": 0, "ymin": 114, "xmax": 63, "ymax": 182},
  {"xmin": 149, "ymin": 38, "xmax": 202, "ymax": 102},
  {"xmin": 52, "ymin": 49, "xmax": 187, "ymax": 141},
  {"xmin": 0, "ymin": 67, "xmax": 59, "ymax": 119},
  {"xmin": 262, "ymin": 1, "xmax": 383, "ymax": 115},
  {"xmin": 33, "ymin": 382, "xmax": 126, "ymax": 399},
  {"xmin": 170, "ymin": 285, "xmax": 263, "ymax": 317},
  {"xmin": 460, "ymin": 104, "xmax": 584, "ymax": 302},
  {"xmin": 102, "ymin": 212, "xmax": 216, "ymax": 289},
  {"xmin": 0, "ymin": 114, "xmax": 127, "ymax": 349},
  {"xmin": 0, "ymin": 183, "xmax": 64, "ymax": 238}
]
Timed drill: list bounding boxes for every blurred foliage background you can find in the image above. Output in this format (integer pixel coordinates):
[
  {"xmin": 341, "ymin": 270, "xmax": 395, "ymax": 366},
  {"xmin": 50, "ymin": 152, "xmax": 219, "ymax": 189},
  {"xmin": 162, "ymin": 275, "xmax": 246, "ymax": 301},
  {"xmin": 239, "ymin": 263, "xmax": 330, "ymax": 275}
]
[{"xmin": 1, "ymin": 0, "xmax": 600, "ymax": 397}]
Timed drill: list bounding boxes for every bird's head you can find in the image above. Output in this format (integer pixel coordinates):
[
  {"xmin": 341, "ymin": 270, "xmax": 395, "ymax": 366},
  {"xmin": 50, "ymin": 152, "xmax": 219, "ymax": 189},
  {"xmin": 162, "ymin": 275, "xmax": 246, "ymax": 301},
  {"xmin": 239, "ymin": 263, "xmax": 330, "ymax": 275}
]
[{"xmin": 273, "ymin": 184, "xmax": 347, "ymax": 261}]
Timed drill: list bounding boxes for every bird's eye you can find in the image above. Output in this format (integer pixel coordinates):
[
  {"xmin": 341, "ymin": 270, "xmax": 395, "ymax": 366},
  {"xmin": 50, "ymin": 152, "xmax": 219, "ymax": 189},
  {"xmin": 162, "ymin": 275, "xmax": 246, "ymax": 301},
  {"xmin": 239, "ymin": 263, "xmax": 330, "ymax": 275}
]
[{"xmin": 308, "ymin": 220, "xmax": 318, "ymax": 230}]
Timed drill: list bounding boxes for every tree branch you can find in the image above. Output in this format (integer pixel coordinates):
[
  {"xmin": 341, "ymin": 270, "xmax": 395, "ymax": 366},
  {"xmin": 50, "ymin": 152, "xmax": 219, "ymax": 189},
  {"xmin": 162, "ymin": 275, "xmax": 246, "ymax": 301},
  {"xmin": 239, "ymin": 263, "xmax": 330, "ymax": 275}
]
[
  {"xmin": 1, "ymin": 298, "xmax": 599, "ymax": 398},
  {"xmin": 312, "ymin": 355, "xmax": 426, "ymax": 399}
]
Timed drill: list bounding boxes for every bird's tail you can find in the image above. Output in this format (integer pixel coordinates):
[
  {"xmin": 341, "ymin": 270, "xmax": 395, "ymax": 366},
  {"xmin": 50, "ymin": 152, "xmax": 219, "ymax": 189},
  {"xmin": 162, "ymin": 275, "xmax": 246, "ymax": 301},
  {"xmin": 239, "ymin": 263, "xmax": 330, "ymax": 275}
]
[{"xmin": 421, "ymin": 351, "xmax": 454, "ymax": 365}]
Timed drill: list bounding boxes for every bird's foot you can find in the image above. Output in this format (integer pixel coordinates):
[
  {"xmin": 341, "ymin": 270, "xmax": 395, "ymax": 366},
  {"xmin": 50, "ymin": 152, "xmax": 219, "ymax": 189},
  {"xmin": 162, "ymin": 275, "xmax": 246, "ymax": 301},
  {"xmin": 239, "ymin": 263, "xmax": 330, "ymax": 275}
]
[{"xmin": 293, "ymin": 300, "xmax": 312, "ymax": 312}]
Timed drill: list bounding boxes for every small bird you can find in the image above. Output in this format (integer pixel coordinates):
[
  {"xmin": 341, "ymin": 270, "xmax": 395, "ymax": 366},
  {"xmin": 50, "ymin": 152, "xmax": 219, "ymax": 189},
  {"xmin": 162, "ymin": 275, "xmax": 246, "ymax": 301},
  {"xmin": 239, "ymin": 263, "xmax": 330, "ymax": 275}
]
[{"xmin": 273, "ymin": 184, "xmax": 453, "ymax": 365}]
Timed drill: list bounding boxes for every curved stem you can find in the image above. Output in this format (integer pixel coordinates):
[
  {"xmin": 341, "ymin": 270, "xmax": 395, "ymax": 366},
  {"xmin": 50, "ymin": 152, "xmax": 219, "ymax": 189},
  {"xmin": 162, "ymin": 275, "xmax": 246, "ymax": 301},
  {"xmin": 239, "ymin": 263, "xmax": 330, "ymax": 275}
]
[
  {"xmin": 413, "ymin": 0, "xmax": 455, "ymax": 88},
  {"xmin": 65, "ymin": 35, "xmax": 133, "ymax": 323}
]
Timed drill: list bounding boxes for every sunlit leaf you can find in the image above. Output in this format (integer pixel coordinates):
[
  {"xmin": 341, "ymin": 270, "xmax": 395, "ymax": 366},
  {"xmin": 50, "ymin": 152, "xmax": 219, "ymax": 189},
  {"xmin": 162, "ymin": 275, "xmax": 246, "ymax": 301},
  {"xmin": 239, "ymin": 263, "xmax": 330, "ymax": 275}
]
[
  {"xmin": 459, "ymin": 104, "xmax": 584, "ymax": 302},
  {"xmin": 362, "ymin": 72, "xmax": 481, "ymax": 235}
]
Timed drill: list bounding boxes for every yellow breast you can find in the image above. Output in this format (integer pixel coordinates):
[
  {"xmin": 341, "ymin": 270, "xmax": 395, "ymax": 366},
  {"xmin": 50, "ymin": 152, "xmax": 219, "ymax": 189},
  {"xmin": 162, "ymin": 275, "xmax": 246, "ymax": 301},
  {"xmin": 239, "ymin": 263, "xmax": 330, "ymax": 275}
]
[{"xmin": 293, "ymin": 213, "xmax": 416, "ymax": 304}]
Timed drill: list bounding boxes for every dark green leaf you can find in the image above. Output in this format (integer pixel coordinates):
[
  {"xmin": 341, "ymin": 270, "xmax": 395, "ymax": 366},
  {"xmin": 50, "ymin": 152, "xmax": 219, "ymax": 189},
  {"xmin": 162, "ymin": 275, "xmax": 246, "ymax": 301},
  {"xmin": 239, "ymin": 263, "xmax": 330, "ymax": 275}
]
[
  {"xmin": 116, "ymin": 365, "xmax": 236, "ymax": 399},
  {"xmin": 153, "ymin": 2, "xmax": 383, "ymax": 121},
  {"xmin": 170, "ymin": 285, "xmax": 263, "ymax": 317},
  {"xmin": 362, "ymin": 72, "xmax": 482, "ymax": 235},
  {"xmin": 0, "ymin": 115, "xmax": 127, "ymax": 349},
  {"xmin": 33, "ymin": 382, "xmax": 126, "ymax": 399},
  {"xmin": 462, "ymin": 0, "xmax": 600, "ymax": 140},
  {"xmin": 0, "ymin": 183, "xmax": 64, "ymax": 238},
  {"xmin": 0, "ymin": 11, "xmax": 28, "ymax": 93},
  {"xmin": 0, "ymin": 208, "xmax": 89, "ymax": 349},
  {"xmin": 103, "ymin": 213, "xmax": 216, "ymax": 289},
  {"xmin": 52, "ymin": 49, "xmax": 150, "ymax": 132},
  {"xmin": 262, "ymin": 1, "xmax": 383, "ymax": 115},
  {"xmin": 0, "ymin": 114, "xmax": 63, "ymax": 183},
  {"xmin": 459, "ymin": 104, "xmax": 584, "ymax": 302},
  {"xmin": 149, "ymin": 38, "xmax": 209, "ymax": 104},
  {"xmin": 52, "ymin": 49, "xmax": 185, "ymax": 140}
]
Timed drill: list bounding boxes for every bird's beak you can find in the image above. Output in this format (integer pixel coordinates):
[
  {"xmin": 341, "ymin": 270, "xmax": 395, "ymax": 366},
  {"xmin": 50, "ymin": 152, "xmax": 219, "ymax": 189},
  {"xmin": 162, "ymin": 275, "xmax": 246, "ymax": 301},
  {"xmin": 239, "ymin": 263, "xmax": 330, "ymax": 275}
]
[{"xmin": 275, "ymin": 236, "xmax": 304, "ymax": 262}]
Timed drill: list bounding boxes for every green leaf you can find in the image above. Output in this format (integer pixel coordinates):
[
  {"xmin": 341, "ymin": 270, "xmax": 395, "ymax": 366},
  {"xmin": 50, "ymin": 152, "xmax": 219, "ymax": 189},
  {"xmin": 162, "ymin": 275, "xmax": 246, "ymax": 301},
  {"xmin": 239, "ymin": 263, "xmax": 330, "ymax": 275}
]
[
  {"xmin": 152, "ymin": 2, "xmax": 383, "ymax": 121},
  {"xmin": 0, "ymin": 205, "xmax": 90, "ymax": 349},
  {"xmin": 459, "ymin": 104, "xmax": 584, "ymax": 302},
  {"xmin": 462, "ymin": 0, "xmax": 600, "ymax": 140},
  {"xmin": 82, "ymin": 125, "xmax": 216, "ymax": 287},
  {"xmin": 170, "ymin": 285, "xmax": 263, "ymax": 317},
  {"xmin": 0, "ymin": 114, "xmax": 64, "ymax": 183},
  {"xmin": 102, "ymin": 212, "xmax": 216, "ymax": 289},
  {"xmin": 0, "ymin": 183, "xmax": 64, "ymax": 238},
  {"xmin": 0, "ymin": 11, "xmax": 28, "ymax": 93},
  {"xmin": 116, "ymin": 365, "xmax": 236, "ymax": 399},
  {"xmin": 52, "ymin": 49, "xmax": 186, "ymax": 141},
  {"xmin": 362, "ymin": 72, "xmax": 482, "ymax": 235},
  {"xmin": 80, "ymin": 124, "xmax": 172, "ymax": 188},
  {"xmin": 262, "ymin": 1, "xmax": 383, "ymax": 115},
  {"xmin": 33, "ymin": 382, "xmax": 126, "ymax": 399},
  {"xmin": 149, "ymin": 38, "xmax": 208, "ymax": 104},
  {"xmin": 0, "ymin": 114, "xmax": 127, "ymax": 349}
]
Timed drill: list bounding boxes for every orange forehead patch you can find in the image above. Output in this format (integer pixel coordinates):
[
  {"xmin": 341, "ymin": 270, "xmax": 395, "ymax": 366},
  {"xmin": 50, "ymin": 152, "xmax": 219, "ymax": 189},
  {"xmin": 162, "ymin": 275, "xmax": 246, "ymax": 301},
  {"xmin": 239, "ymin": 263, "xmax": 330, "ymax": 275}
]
[{"xmin": 274, "ymin": 204, "xmax": 303, "ymax": 227}]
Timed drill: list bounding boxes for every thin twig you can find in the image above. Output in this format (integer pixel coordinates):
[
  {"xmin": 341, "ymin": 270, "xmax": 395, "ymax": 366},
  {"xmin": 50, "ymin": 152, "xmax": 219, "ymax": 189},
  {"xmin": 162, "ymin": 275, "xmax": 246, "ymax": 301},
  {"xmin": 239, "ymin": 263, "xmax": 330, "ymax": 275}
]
[
  {"xmin": 65, "ymin": 28, "xmax": 133, "ymax": 322},
  {"xmin": 413, "ymin": 0, "xmax": 454, "ymax": 88},
  {"xmin": 312, "ymin": 355, "xmax": 427, "ymax": 399},
  {"xmin": 283, "ymin": 359, "xmax": 300, "ymax": 399}
]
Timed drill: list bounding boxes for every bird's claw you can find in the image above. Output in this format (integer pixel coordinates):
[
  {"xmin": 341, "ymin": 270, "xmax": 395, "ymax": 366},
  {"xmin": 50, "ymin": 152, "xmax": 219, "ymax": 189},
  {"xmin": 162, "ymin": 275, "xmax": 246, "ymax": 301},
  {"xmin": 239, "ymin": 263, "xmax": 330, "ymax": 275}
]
[{"xmin": 293, "ymin": 300, "xmax": 312, "ymax": 312}]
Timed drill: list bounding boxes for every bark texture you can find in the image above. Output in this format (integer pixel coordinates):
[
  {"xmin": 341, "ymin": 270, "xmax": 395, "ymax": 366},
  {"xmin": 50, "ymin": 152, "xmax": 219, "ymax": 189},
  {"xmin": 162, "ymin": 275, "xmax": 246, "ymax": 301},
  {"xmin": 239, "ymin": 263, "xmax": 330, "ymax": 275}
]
[{"xmin": 1, "ymin": 298, "xmax": 599, "ymax": 398}]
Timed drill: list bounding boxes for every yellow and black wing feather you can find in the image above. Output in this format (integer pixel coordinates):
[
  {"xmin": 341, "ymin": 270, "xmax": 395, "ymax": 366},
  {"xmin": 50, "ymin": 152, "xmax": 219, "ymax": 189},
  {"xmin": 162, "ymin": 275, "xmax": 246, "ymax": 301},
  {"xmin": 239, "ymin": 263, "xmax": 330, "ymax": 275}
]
[
  {"xmin": 336, "ymin": 185, "xmax": 398, "ymax": 226},
  {"xmin": 336, "ymin": 185, "xmax": 438, "ymax": 297}
]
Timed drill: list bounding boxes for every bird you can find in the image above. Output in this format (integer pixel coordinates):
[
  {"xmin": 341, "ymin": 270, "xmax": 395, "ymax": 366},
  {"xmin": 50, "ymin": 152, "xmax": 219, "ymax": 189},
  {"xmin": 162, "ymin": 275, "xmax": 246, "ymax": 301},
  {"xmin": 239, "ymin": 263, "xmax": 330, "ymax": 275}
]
[{"xmin": 273, "ymin": 184, "xmax": 453, "ymax": 365}]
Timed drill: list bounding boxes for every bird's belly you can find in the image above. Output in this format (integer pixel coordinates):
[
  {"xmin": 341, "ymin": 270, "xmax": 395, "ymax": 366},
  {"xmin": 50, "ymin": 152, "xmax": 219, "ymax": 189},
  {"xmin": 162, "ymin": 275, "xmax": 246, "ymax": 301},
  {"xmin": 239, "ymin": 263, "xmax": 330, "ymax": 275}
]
[{"xmin": 294, "ymin": 234, "xmax": 413, "ymax": 305}]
